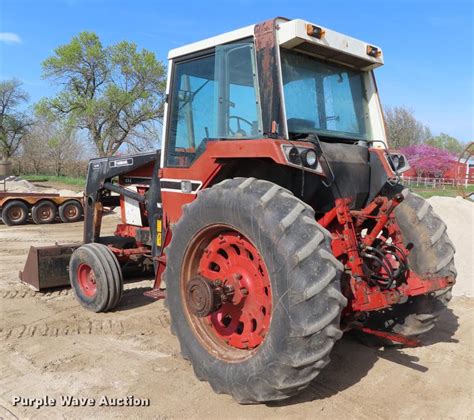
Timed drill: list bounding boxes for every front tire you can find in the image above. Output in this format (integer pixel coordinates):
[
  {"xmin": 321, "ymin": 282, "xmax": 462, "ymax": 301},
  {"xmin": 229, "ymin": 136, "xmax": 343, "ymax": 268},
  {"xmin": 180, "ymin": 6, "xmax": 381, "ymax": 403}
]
[
  {"xmin": 69, "ymin": 243, "xmax": 123, "ymax": 312},
  {"xmin": 165, "ymin": 178, "xmax": 346, "ymax": 403}
]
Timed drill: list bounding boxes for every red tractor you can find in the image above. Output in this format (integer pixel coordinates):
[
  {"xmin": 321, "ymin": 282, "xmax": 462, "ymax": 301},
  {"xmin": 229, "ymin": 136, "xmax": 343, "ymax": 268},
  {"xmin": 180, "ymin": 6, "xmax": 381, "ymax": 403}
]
[{"xmin": 22, "ymin": 18, "xmax": 456, "ymax": 403}]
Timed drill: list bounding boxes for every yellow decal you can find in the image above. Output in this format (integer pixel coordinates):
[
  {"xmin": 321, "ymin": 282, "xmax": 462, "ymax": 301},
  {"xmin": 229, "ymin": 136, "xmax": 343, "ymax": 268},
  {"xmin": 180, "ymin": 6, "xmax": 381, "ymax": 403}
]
[{"xmin": 156, "ymin": 219, "xmax": 162, "ymax": 247}]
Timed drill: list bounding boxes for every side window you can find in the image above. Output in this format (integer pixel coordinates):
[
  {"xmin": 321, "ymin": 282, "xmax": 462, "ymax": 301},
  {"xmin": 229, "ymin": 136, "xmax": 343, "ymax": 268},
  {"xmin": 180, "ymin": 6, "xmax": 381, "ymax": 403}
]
[
  {"xmin": 166, "ymin": 41, "xmax": 261, "ymax": 167},
  {"xmin": 167, "ymin": 55, "xmax": 217, "ymax": 167},
  {"xmin": 216, "ymin": 43, "xmax": 261, "ymax": 139}
]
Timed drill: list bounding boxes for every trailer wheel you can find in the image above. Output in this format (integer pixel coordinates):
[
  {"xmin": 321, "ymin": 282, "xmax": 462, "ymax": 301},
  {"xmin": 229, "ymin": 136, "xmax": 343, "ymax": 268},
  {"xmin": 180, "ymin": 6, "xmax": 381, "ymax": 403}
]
[
  {"xmin": 165, "ymin": 178, "xmax": 346, "ymax": 403},
  {"xmin": 69, "ymin": 243, "xmax": 123, "ymax": 312},
  {"xmin": 59, "ymin": 200, "xmax": 83, "ymax": 223},
  {"xmin": 2, "ymin": 200, "xmax": 29, "ymax": 226},
  {"xmin": 360, "ymin": 188, "xmax": 456, "ymax": 345},
  {"xmin": 31, "ymin": 200, "xmax": 57, "ymax": 224}
]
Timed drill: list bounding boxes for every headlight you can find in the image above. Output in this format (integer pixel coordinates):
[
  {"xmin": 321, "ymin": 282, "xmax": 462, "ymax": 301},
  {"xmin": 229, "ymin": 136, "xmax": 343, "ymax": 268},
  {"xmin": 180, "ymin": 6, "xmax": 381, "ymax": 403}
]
[
  {"xmin": 282, "ymin": 145, "xmax": 324, "ymax": 174},
  {"xmin": 287, "ymin": 147, "xmax": 301, "ymax": 164},
  {"xmin": 302, "ymin": 149, "xmax": 318, "ymax": 168}
]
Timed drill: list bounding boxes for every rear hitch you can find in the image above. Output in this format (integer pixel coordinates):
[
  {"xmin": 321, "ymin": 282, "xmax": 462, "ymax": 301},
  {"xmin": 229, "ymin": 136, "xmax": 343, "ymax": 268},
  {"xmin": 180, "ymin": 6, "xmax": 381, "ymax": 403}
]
[{"xmin": 353, "ymin": 324, "xmax": 421, "ymax": 347}]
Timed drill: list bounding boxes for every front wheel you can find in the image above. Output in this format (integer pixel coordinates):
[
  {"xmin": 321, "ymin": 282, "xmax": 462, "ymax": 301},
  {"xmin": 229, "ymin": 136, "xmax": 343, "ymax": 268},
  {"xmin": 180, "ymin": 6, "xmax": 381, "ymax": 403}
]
[
  {"xmin": 69, "ymin": 243, "xmax": 123, "ymax": 312},
  {"xmin": 165, "ymin": 178, "xmax": 346, "ymax": 403}
]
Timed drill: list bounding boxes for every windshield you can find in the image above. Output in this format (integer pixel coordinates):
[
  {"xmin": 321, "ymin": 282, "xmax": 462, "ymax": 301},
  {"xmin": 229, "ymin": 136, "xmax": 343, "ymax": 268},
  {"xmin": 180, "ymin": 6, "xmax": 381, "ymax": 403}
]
[{"xmin": 281, "ymin": 49, "xmax": 371, "ymax": 140}]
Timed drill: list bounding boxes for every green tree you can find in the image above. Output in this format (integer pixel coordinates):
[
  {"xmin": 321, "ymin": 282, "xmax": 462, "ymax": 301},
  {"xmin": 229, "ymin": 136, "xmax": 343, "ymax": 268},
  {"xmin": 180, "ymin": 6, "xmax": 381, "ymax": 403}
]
[
  {"xmin": 0, "ymin": 79, "xmax": 32, "ymax": 159},
  {"xmin": 426, "ymin": 132, "xmax": 464, "ymax": 154},
  {"xmin": 38, "ymin": 32, "xmax": 166, "ymax": 157},
  {"xmin": 384, "ymin": 106, "xmax": 431, "ymax": 148}
]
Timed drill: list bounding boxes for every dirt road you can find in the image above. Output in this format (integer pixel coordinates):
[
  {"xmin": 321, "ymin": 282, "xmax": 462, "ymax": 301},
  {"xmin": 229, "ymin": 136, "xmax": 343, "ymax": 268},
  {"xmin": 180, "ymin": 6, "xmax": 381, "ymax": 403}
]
[{"xmin": 0, "ymin": 215, "xmax": 472, "ymax": 419}]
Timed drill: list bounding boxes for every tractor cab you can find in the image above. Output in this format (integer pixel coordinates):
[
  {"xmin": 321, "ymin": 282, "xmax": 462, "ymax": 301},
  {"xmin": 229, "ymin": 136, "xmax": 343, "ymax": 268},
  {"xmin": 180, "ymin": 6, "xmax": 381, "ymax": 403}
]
[
  {"xmin": 159, "ymin": 18, "xmax": 399, "ymax": 221},
  {"xmin": 162, "ymin": 17, "xmax": 386, "ymax": 170}
]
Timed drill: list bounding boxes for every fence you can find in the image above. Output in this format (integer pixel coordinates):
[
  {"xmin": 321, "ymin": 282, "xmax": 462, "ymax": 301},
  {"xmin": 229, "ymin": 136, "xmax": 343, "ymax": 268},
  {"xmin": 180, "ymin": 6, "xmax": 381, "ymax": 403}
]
[{"xmin": 401, "ymin": 176, "xmax": 473, "ymax": 188}]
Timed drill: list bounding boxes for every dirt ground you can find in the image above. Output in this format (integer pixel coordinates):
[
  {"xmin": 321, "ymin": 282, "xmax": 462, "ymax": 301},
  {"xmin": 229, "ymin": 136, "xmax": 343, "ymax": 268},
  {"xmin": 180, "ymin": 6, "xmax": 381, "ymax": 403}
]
[{"xmin": 0, "ymin": 214, "xmax": 473, "ymax": 419}]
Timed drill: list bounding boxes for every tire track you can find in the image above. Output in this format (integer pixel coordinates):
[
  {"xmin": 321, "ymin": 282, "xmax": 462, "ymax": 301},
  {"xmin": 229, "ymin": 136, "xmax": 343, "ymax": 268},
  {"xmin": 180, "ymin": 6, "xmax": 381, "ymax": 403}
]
[
  {"xmin": 0, "ymin": 319, "xmax": 125, "ymax": 340},
  {"xmin": 0, "ymin": 288, "xmax": 72, "ymax": 299}
]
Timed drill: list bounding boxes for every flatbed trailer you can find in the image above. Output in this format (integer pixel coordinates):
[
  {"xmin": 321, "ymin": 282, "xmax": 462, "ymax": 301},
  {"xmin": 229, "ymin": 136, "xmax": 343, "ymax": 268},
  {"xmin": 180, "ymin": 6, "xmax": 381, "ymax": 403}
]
[{"xmin": 0, "ymin": 192, "xmax": 83, "ymax": 225}]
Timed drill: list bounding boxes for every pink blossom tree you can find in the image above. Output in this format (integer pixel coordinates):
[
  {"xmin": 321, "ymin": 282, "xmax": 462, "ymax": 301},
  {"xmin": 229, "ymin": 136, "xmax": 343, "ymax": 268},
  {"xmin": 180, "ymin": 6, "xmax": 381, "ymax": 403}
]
[{"xmin": 400, "ymin": 144, "xmax": 456, "ymax": 177}]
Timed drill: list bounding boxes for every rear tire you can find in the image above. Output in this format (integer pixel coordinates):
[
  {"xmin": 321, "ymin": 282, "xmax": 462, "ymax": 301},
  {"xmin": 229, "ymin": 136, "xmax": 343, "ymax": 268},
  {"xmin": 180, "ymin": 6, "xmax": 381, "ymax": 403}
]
[
  {"xmin": 59, "ymin": 200, "xmax": 83, "ymax": 223},
  {"xmin": 69, "ymin": 243, "xmax": 123, "ymax": 312},
  {"xmin": 361, "ymin": 188, "xmax": 456, "ymax": 345},
  {"xmin": 165, "ymin": 178, "xmax": 346, "ymax": 403},
  {"xmin": 2, "ymin": 200, "xmax": 29, "ymax": 225},
  {"xmin": 32, "ymin": 201, "xmax": 57, "ymax": 224}
]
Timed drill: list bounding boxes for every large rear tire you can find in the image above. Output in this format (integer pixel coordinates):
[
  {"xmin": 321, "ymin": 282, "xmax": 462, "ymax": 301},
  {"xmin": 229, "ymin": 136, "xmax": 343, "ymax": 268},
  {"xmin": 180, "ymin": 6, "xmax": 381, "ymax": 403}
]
[
  {"xmin": 165, "ymin": 178, "xmax": 346, "ymax": 403},
  {"xmin": 361, "ymin": 189, "xmax": 456, "ymax": 344},
  {"xmin": 69, "ymin": 243, "xmax": 123, "ymax": 312}
]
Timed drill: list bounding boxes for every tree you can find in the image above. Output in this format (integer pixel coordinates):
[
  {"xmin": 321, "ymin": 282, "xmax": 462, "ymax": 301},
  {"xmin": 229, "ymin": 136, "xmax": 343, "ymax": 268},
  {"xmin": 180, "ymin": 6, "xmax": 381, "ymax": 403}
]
[
  {"xmin": 0, "ymin": 79, "xmax": 32, "ymax": 159},
  {"xmin": 22, "ymin": 117, "xmax": 82, "ymax": 176},
  {"xmin": 47, "ymin": 125, "xmax": 81, "ymax": 176},
  {"xmin": 38, "ymin": 32, "xmax": 166, "ymax": 157},
  {"xmin": 384, "ymin": 106, "xmax": 431, "ymax": 149},
  {"xmin": 22, "ymin": 118, "xmax": 50, "ymax": 174},
  {"xmin": 400, "ymin": 144, "xmax": 456, "ymax": 177},
  {"xmin": 426, "ymin": 132, "xmax": 464, "ymax": 154}
]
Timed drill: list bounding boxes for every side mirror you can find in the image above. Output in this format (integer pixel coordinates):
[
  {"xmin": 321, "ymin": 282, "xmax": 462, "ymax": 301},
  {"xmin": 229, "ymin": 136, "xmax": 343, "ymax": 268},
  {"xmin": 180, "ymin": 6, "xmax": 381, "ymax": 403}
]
[{"xmin": 387, "ymin": 152, "xmax": 410, "ymax": 174}]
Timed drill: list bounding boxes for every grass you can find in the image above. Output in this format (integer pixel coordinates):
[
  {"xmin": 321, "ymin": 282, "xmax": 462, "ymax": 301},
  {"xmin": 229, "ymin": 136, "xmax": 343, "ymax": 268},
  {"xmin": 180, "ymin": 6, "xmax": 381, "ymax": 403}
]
[
  {"xmin": 406, "ymin": 184, "xmax": 474, "ymax": 199},
  {"xmin": 20, "ymin": 175, "xmax": 472, "ymax": 199},
  {"xmin": 23, "ymin": 174, "xmax": 86, "ymax": 187}
]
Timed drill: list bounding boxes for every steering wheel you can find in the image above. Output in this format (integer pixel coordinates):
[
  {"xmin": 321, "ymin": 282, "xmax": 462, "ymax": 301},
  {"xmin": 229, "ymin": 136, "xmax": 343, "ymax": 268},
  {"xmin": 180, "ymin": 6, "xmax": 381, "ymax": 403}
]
[{"xmin": 229, "ymin": 116, "xmax": 254, "ymax": 137}]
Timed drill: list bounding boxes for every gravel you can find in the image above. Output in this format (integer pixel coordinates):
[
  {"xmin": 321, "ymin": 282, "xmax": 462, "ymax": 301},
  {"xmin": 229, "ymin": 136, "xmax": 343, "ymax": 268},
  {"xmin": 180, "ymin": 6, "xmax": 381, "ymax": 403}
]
[{"xmin": 428, "ymin": 196, "xmax": 473, "ymax": 297}]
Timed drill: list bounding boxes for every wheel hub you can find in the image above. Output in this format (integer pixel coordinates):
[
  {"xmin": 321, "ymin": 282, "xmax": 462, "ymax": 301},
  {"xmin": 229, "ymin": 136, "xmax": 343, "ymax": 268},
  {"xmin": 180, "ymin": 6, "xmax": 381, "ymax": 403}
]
[
  {"xmin": 186, "ymin": 276, "xmax": 234, "ymax": 317},
  {"xmin": 65, "ymin": 204, "xmax": 77, "ymax": 217},
  {"xmin": 9, "ymin": 207, "xmax": 22, "ymax": 221},
  {"xmin": 184, "ymin": 230, "xmax": 272, "ymax": 351},
  {"xmin": 77, "ymin": 263, "xmax": 97, "ymax": 297}
]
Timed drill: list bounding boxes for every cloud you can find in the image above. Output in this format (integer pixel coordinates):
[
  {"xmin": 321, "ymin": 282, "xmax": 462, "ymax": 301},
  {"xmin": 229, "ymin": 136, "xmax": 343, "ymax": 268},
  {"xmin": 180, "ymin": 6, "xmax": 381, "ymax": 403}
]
[{"xmin": 0, "ymin": 32, "xmax": 22, "ymax": 45}]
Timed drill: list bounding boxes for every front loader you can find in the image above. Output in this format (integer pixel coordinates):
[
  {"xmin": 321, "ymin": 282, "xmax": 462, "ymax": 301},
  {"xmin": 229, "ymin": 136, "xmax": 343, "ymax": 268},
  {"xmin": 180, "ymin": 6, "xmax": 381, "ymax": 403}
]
[{"xmin": 20, "ymin": 17, "xmax": 456, "ymax": 403}]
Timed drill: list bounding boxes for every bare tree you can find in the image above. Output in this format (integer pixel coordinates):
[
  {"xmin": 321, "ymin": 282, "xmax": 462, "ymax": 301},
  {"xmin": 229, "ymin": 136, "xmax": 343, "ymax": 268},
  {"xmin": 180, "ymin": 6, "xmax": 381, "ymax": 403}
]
[
  {"xmin": 22, "ymin": 118, "xmax": 51, "ymax": 174},
  {"xmin": 46, "ymin": 125, "xmax": 81, "ymax": 176},
  {"xmin": 384, "ymin": 106, "xmax": 431, "ymax": 149},
  {"xmin": 22, "ymin": 117, "xmax": 82, "ymax": 176},
  {"xmin": 0, "ymin": 79, "xmax": 32, "ymax": 159}
]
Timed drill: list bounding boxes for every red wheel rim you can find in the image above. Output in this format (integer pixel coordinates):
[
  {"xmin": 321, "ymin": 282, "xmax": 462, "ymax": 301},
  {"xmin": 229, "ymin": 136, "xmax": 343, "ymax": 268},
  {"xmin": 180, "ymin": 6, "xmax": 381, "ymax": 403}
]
[
  {"xmin": 182, "ymin": 227, "xmax": 272, "ymax": 360},
  {"xmin": 77, "ymin": 263, "xmax": 97, "ymax": 297}
]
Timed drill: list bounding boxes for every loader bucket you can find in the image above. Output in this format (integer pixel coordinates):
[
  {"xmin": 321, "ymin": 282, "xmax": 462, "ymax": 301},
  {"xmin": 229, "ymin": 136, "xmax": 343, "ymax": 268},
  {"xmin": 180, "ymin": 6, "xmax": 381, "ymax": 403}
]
[{"xmin": 19, "ymin": 244, "xmax": 80, "ymax": 291}]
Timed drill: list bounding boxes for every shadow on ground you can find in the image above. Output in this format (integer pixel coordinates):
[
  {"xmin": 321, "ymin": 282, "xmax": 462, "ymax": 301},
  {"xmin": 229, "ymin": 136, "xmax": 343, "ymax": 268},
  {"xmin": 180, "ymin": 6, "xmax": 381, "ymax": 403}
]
[{"xmin": 269, "ymin": 307, "xmax": 459, "ymax": 406}]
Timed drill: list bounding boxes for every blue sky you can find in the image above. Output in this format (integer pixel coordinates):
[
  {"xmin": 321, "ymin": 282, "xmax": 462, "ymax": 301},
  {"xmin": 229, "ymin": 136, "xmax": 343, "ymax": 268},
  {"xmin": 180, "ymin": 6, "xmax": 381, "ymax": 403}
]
[{"xmin": 0, "ymin": 0, "xmax": 472, "ymax": 142}]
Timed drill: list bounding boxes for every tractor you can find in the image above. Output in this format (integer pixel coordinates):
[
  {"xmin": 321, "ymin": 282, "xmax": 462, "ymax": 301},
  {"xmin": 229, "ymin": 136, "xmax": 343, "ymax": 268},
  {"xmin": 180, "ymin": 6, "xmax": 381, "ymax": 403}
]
[{"xmin": 21, "ymin": 17, "xmax": 456, "ymax": 403}]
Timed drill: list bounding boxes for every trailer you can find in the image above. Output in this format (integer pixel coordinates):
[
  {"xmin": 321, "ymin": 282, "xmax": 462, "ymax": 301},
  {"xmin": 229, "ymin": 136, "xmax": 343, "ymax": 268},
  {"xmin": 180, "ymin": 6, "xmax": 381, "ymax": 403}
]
[{"xmin": 0, "ymin": 192, "xmax": 83, "ymax": 225}]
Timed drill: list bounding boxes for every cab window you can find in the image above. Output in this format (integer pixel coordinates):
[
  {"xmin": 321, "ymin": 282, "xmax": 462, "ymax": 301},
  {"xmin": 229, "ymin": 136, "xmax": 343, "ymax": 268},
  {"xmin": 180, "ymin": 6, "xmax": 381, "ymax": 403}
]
[{"xmin": 166, "ymin": 40, "xmax": 261, "ymax": 167}]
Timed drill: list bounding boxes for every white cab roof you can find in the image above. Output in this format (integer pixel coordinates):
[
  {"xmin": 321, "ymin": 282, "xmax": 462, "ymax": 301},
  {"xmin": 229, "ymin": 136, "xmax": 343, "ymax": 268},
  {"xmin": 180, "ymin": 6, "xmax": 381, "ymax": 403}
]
[{"xmin": 168, "ymin": 18, "xmax": 383, "ymax": 70}]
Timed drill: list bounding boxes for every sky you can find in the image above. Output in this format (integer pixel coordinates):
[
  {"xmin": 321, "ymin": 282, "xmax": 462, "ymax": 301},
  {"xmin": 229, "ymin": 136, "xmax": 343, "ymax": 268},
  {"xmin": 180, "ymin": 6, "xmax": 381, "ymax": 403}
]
[{"xmin": 0, "ymin": 0, "xmax": 473, "ymax": 142}]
